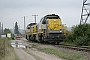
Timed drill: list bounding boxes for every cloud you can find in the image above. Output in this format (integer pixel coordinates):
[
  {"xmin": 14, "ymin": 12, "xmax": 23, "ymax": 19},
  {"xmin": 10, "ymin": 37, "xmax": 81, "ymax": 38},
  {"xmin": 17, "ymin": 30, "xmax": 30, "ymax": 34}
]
[
  {"xmin": 0, "ymin": 0, "xmax": 89, "ymax": 29},
  {"xmin": 0, "ymin": 0, "xmax": 82, "ymax": 9}
]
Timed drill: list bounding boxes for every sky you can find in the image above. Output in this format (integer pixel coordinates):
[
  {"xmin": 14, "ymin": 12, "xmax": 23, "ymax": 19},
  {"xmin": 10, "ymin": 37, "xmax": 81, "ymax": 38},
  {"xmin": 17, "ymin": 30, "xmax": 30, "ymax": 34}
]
[{"xmin": 0, "ymin": 0, "xmax": 90, "ymax": 29}]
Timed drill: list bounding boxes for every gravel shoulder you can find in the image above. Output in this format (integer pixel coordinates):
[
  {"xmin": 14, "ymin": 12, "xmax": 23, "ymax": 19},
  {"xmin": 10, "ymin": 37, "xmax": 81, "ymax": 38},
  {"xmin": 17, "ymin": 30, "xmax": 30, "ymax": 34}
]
[
  {"xmin": 27, "ymin": 48, "xmax": 64, "ymax": 60},
  {"xmin": 14, "ymin": 48, "xmax": 36, "ymax": 60}
]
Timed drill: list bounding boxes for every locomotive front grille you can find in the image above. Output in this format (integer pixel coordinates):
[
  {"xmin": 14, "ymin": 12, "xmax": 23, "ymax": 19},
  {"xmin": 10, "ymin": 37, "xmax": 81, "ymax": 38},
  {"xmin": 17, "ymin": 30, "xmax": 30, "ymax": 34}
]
[
  {"xmin": 49, "ymin": 30, "xmax": 62, "ymax": 33},
  {"xmin": 45, "ymin": 33, "xmax": 66, "ymax": 41}
]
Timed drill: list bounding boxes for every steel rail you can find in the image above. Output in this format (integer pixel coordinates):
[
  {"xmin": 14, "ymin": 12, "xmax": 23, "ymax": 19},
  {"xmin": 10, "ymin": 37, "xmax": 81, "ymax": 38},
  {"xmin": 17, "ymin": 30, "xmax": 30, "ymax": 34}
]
[{"xmin": 54, "ymin": 44, "xmax": 90, "ymax": 52}]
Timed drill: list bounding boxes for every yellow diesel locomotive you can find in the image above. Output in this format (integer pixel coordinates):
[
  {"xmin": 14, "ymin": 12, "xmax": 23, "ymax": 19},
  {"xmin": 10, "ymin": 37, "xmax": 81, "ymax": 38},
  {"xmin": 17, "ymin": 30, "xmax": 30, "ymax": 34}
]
[
  {"xmin": 25, "ymin": 23, "xmax": 37, "ymax": 42},
  {"xmin": 25, "ymin": 14, "xmax": 66, "ymax": 44}
]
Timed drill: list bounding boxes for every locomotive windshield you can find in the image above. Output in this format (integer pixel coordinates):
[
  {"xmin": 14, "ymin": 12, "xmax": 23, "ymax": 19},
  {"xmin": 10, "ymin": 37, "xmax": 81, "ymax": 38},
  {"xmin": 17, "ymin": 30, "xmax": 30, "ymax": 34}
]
[
  {"xmin": 45, "ymin": 14, "xmax": 60, "ymax": 19},
  {"xmin": 27, "ymin": 25, "xmax": 30, "ymax": 29},
  {"xmin": 27, "ymin": 23, "xmax": 37, "ymax": 29},
  {"xmin": 29, "ymin": 23, "xmax": 36, "ymax": 26}
]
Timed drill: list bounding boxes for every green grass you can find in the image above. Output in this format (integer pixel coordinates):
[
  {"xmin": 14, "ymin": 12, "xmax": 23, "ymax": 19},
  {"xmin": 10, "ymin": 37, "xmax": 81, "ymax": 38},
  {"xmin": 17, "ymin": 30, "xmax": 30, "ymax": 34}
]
[
  {"xmin": 60, "ymin": 42, "xmax": 90, "ymax": 49},
  {"xmin": 60, "ymin": 42, "xmax": 76, "ymax": 46},
  {"xmin": 37, "ymin": 47, "xmax": 88, "ymax": 60},
  {"xmin": 1, "ymin": 47, "xmax": 20, "ymax": 60},
  {"xmin": 0, "ymin": 38, "xmax": 19, "ymax": 60},
  {"xmin": 0, "ymin": 38, "xmax": 6, "ymax": 60}
]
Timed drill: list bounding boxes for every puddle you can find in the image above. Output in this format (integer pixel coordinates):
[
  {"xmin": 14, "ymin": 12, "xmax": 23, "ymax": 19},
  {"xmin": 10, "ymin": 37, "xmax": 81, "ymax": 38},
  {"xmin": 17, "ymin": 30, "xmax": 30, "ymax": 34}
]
[{"xmin": 11, "ymin": 42, "xmax": 26, "ymax": 48}]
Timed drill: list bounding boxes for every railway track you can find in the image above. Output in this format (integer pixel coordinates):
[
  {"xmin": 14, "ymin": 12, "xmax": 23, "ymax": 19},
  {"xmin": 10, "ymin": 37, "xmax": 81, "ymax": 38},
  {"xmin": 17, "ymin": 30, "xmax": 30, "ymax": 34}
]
[
  {"xmin": 54, "ymin": 44, "xmax": 90, "ymax": 52},
  {"xmin": 27, "ymin": 42, "xmax": 90, "ymax": 52},
  {"xmin": 19, "ymin": 39, "xmax": 90, "ymax": 53}
]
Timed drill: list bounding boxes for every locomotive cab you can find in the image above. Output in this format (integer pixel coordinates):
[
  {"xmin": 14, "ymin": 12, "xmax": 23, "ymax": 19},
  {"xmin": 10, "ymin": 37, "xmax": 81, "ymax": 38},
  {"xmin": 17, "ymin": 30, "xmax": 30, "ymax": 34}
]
[{"xmin": 36, "ymin": 14, "xmax": 66, "ymax": 43}]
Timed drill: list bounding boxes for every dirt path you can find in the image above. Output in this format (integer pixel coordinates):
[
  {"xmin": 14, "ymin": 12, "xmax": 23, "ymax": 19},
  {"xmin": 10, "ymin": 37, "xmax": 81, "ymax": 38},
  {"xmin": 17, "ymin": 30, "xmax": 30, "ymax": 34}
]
[
  {"xmin": 11, "ymin": 40, "xmax": 64, "ymax": 60},
  {"xmin": 27, "ymin": 48, "xmax": 64, "ymax": 60},
  {"xmin": 14, "ymin": 48, "xmax": 36, "ymax": 60}
]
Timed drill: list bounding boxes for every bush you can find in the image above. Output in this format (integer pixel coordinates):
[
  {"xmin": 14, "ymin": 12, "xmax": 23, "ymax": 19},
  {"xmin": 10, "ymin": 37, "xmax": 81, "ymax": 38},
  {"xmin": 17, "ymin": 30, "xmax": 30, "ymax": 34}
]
[
  {"xmin": 74, "ymin": 36, "xmax": 89, "ymax": 46},
  {"xmin": 67, "ymin": 24, "xmax": 90, "ymax": 46}
]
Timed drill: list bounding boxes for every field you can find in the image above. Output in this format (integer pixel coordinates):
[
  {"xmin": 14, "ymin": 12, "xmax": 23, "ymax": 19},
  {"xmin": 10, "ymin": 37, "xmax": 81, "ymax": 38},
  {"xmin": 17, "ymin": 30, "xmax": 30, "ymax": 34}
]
[{"xmin": 0, "ymin": 38, "xmax": 19, "ymax": 60}]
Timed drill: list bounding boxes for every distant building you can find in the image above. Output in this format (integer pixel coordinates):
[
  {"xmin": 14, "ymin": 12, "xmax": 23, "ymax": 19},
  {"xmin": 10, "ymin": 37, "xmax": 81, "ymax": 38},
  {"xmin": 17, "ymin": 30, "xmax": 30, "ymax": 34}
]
[
  {"xmin": 1, "ymin": 34, "xmax": 6, "ymax": 38},
  {"xmin": 7, "ymin": 33, "xmax": 11, "ymax": 38}
]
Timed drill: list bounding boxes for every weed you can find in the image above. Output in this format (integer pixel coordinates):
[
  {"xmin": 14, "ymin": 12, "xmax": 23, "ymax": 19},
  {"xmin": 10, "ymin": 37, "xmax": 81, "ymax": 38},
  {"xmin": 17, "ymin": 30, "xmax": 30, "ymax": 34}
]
[{"xmin": 38, "ymin": 47, "xmax": 88, "ymax": 60}]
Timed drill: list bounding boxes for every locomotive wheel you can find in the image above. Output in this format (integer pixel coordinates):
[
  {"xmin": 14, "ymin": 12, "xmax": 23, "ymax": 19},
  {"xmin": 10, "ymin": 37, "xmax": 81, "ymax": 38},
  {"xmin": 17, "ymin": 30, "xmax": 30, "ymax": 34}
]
[
  {"xmin": 28, "ymin": 35, "xmax": 31, "ymax": 42},
  {"xmin": 38, "ymin": 37, "xmax": 42, "ymax": 42},
  {"xmin": 56, "ymin": 42, "xmax": 60, "ymax": 45}
]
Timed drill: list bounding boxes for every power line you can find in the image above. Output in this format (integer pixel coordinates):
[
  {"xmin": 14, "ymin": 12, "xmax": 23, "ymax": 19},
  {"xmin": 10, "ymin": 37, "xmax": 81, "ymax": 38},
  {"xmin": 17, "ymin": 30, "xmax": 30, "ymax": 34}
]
[{"xmin": 32, "ymin": 15, "xmax": 38, "ymax": 23}]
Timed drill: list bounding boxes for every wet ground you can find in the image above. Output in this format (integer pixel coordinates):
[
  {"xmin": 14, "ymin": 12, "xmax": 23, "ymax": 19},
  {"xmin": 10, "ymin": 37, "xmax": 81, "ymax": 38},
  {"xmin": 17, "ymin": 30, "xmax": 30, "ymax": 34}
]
[
  {"xmin": 10, "ymin": 40, "xmax": 64, "ymax": 60},
  {"xmin": 11, "ymin": 41, "xmax": 26, "ymax": 48}
]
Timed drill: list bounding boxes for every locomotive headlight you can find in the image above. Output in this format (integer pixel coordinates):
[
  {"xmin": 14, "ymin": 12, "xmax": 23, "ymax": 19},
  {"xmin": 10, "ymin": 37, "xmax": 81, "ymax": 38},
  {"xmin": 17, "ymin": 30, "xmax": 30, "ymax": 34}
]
[
  {"xmin": 60, "ymin": 29, "xmax": 62, "ymax": 33},
  {"xmin": 60, "ymin": 30, "xmax": 62, "ymax": 32}
]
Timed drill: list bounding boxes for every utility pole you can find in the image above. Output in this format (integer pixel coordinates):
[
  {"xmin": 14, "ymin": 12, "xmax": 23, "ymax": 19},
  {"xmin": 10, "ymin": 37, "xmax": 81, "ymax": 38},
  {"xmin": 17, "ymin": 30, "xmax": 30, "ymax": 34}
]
[
  {"xmin": 0, "ymin": 22, "xmax": 1, "ymax": 37},
  {"xmin": 18, "ymin": 25, "xmax": 20, "ymax": 35},
  {"xmin": 2, "ymin": 23, "xmax": 3, "ymax": 34},
  {"xmin": 80, "ymin": 0, "xmax": 90, "ymax": 24},
  {"xmin": 32, "ymin": 15, "xmax": 38, "ymax": 23},
  {"xmin": 24, "ymin": 16, "xmax": 26, "ymax": 31},
  {"xmin": 22, "ymin": 16, "xmax": 27, "ymax": 37},
  {"xmin": 13, "ymin": 23, "xmax": 15, "ymax": 34}
]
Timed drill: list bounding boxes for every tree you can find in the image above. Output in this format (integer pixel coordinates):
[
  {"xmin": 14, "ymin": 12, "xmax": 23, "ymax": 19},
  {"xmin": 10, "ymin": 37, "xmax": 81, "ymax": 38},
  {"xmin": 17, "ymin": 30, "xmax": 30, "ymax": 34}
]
[
  {"xmin": 14, "ymin": 22, "xmax": 19, "ymax": 35},
  {"xmin": 4, "ymin": 28, "xmax": 11, "ymax": 34},
  {"xmin": 3, "ymin": 28, "xmax": 14, "ymax": 39}
]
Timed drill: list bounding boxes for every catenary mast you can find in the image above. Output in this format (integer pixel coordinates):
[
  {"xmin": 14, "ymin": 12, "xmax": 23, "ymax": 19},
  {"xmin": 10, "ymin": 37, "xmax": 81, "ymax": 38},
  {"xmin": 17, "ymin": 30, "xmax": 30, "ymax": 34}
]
[{"xmin": 80, "ymin": 0, "xmax": 90, "ymax": 24}]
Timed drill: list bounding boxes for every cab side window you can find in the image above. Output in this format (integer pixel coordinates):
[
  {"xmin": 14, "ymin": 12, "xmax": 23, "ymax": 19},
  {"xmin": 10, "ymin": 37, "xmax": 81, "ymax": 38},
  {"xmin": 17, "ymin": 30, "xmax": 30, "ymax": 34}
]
[{"xmin": 42, "ymin": 18, "xmax": 46, "ymax": 24}]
